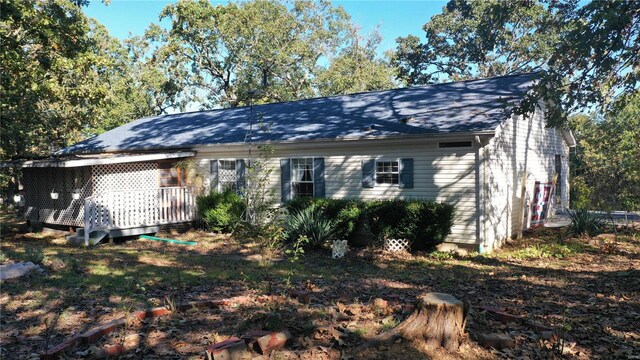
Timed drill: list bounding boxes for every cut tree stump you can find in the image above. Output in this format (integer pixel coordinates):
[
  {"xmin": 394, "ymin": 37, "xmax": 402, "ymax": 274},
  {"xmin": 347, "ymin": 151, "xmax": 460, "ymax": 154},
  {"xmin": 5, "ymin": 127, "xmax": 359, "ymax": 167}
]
[{"xmin": 356, "ymin": 292, "xmax": 469, "ymax": 352}]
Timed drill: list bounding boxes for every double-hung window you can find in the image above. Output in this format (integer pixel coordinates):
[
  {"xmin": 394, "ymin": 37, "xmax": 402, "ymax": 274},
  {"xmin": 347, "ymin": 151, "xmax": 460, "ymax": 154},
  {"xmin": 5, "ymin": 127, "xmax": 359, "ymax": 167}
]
[
  {"xmin": 376, "ymin": 161, "xmax": 399, "ymax": 185},
  {"xmin": 291, "ymin": 158, "xmax": 314, "ymax": 198},
  {"xmin": 218, "ymin": 160, "xmax": 237, "ymax": 192}
]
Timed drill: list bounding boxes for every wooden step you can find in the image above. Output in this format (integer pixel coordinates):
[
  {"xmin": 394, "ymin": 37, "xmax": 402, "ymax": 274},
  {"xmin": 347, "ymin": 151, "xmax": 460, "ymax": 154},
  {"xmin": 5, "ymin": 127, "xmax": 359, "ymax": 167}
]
[{"xmin": 66, "ymin": 229, "xmax": 108, "ymax": 246}]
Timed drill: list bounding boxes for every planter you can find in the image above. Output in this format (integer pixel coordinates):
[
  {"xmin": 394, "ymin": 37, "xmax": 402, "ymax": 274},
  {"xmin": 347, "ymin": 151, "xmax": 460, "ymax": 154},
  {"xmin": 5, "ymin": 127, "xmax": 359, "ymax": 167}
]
[
  {"xmin": 332, "ymin": 240, "xmax": 348, "ymax": 259},
  {"xmin": 350, "ymin": 218, "xmax": 374, "ymax": 247}
]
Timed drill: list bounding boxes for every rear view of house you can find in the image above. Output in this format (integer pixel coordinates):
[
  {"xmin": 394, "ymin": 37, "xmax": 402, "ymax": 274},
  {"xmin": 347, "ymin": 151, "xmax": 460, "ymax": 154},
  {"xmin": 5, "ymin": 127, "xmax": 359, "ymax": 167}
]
[{"xmin": 15, "ymin": 73, "xmax": 575, "ymax": 252}]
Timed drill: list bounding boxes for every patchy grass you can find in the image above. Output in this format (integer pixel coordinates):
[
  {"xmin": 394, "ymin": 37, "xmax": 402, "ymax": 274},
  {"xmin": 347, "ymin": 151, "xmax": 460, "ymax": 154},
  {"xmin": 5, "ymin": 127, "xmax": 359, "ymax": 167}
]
[{"xmin": 1, "ymin": 212, "xmax": 639, "ymax": 359}]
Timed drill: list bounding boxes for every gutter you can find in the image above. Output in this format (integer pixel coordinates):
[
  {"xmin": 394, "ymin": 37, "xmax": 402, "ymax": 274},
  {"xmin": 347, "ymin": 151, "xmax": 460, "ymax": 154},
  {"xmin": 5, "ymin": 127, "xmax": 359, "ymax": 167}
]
[{"xmin": 47, "ymin": 130, "xmax": 498, "ymax": 157}]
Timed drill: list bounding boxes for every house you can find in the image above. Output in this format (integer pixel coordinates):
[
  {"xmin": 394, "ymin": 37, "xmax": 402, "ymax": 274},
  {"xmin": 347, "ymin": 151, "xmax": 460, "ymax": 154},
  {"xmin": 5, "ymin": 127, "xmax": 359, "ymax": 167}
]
[{"xmin": 16, "ymin": 72, "xmax": 575, "ymax": 251}]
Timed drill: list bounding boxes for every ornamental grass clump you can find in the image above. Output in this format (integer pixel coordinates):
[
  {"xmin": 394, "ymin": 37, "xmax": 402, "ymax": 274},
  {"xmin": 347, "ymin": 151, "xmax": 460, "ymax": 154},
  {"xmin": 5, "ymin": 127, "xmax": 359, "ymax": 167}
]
[
  {"xmin": 567, "ymin": 208, "xmax": 605, "ymax": 237},
  {"xmin": 285, "ymin": 206, "xmax": 335, "ymax": 248}
]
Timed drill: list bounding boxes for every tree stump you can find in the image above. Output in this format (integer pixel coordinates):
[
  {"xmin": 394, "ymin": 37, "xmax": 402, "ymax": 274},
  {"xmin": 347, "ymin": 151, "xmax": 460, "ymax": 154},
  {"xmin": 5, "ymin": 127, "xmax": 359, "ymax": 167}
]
[{"xmin": 357, "ymin": 292, "xmax": 469, "ymax": 352}]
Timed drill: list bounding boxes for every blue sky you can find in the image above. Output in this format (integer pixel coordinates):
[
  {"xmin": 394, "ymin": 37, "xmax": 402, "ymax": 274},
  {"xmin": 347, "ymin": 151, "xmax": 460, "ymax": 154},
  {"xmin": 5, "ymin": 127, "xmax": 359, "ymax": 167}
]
[{"xmin": 84, "ymin": 0, "xmax": 447, "ymax": 53}]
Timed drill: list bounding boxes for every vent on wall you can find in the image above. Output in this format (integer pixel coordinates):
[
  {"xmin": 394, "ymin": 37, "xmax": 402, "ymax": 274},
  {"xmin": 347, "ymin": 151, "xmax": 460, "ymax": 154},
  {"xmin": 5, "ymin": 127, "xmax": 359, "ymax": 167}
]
[{"xmin": 439, "ymin": 141, "xmax": 473, "ymax": 148}]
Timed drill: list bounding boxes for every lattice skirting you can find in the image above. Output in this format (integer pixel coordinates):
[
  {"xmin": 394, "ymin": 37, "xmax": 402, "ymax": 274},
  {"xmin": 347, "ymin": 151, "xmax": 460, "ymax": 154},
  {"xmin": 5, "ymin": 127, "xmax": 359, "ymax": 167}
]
[
  {"xmin": 23, "ymin": 167, "xmax": 91, "ymax": 226},
  {"xmin": 23, "ymin": 162, "xmax": 160, "ymax": 227},
  {"xmin": 384, "ymin": 238, "xmax": 412, "ymax": 252}
]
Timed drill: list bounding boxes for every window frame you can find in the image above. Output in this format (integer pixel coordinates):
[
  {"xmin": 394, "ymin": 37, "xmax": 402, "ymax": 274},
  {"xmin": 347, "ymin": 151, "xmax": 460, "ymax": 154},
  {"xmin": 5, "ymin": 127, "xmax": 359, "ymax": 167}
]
[
  {"xmin": 291, "ymin": 157, "xmax": 315, "ymax": 198},
  {"xmin": 375, "ymin": 159, "xmax": 400, "ymax": 185},
  {"xmin": 217, "ymin": 159, "xmax": 237, "ymax": 192}
]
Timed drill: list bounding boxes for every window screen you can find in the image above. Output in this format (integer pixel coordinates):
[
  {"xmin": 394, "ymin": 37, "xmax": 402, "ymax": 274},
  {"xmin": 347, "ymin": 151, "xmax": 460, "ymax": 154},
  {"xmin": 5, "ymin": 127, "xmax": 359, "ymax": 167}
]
[
  {"xmin": 218, "ymin": 160, "xmax": 237, "ymax": 192},
  {"xmin": 376, "ymin": 161, "xmax": 399, "ymax": 185},
  {"xmin": 291, "ymin": 158, "xmax": 314, "ymax": 198}
]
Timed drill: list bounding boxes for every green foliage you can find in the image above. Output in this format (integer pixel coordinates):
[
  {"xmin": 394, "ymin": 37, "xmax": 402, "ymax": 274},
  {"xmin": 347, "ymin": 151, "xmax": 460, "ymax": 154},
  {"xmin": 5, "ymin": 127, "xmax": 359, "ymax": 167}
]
[
  {"xmin": 428, "ymin": 251, "xmax": 456, "ymax": 261},
  {"xmin": 196, "ymin": 189, "xmax": 245, "ymax": 232},
  {"xmin": 286, "ymin": 197, "xmax": 360, "ymax": 240},
  {"xmin": 567, "ymin": 209, "xmax": 605, "ymax": 237},
  {"xmin": 393, "ymin": 1, "xmax": 557, "ymax": 84},
  {"xmin": 0, "ymin": 0, "xmax": 158, "ymax": 163},
  {"xmin": 316, "ymin": 27, "xmax": 396, "ymax": 96},
  {"xmin": 24, "ymin": 245, "xmax": 45, "ymax": 265},
  {"xmin": 151, "ymin": 0, "xmax": 394, "ymax": 109},
  {"xmin": 570, "ymin": 94, "xmax": 640, "ymax": 212},
  {"xmin": 393, "ymin": 0, "xmax": 639, "ymax": 127},
  {"xmin": 285, "ymin": 207, "xmax": 335, "ymax": 248},
  {"xmin": 285, "ymin": 198, "xmax": 455, "ymax": 250},
  {"xmin": 504, "ymin": 243, "xmax": 585, "ymax": 260},
  {"xmin": 285, "ymin": 235, "xmax": 308, "ymax": 262},
  {"xmin": 244, "ymin": 144, "xmax": 276, "ymax": 229},
  {"xmin": 366, "ymin": 200, "xmax": 456, "ymax": 250}
]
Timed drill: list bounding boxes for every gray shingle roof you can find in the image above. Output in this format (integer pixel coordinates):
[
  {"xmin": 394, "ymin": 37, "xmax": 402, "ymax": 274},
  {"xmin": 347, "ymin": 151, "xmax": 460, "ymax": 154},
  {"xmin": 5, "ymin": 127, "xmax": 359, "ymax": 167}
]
[{"xmin": 58, "ymin": 72, "xmax": 539, "ymax": 155}]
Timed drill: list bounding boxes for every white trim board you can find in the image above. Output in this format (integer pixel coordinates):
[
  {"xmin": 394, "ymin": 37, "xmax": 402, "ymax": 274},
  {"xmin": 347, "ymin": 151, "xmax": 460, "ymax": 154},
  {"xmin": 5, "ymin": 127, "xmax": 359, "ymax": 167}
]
[{"xmin": 17, "ymin": 152, "xmax": 195, "ymax": 168}]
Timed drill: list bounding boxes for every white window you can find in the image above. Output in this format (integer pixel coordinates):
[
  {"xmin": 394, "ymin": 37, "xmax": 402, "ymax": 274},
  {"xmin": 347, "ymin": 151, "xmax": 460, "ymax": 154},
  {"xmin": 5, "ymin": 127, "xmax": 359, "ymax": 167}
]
[
  {"xmin": 376, "ymin": 161, "xmax": 399, "ymax": 185},
  {"xmin": 218, "ymin": 160, "xmax": 237, "ymax": 192},
  {"xmin": 291, "ymin": 158, "xmax": 314, "ymax": 198}
]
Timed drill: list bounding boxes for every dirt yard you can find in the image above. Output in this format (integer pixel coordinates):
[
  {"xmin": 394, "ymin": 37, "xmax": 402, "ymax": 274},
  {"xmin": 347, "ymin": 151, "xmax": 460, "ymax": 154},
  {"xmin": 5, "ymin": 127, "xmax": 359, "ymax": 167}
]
[{"xmin": 1, "ymin": 212, "xmax": 638, "ymax": 359}]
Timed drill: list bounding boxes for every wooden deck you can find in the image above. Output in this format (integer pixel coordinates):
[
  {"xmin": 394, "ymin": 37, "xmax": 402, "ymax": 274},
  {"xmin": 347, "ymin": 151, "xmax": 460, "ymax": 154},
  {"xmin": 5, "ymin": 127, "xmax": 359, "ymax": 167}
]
[{"xmin": 82, "ymin": 186, "xmax": 195, "ymax": 245}]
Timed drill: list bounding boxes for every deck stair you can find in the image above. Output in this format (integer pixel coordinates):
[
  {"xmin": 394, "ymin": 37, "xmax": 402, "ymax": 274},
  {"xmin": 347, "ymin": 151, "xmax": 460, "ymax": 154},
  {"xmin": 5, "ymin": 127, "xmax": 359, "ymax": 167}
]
[{"xmin": 66, "ymin": 228, "xmax": 109, "ymax": 246}]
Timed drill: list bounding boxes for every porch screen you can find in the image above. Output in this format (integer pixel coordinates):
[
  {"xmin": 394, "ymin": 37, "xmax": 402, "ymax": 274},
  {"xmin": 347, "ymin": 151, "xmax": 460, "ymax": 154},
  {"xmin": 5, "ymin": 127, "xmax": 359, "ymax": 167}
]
[{"xmin": 159, "ymin": 161, "xmax": 184, "ymax": 187}]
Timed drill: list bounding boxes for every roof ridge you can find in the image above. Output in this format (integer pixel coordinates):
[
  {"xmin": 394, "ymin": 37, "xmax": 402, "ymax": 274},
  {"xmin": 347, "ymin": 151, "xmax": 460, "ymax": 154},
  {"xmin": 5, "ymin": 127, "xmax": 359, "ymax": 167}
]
[{"xmin": 158, "ymin": 71, "xmax": 540, "ymax": 118}]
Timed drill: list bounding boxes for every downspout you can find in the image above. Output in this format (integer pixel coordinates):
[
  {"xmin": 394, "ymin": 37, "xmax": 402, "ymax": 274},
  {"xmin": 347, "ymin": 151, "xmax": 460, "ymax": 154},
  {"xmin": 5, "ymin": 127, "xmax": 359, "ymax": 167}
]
[{"xmin": 475, "ymin": 135, "xmax": 489, "ymax": 253}]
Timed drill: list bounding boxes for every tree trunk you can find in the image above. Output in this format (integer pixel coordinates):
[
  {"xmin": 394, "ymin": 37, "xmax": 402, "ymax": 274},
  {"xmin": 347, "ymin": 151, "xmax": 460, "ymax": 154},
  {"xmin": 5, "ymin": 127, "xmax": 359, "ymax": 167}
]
[{"xmin": 357, "ymin": 292, "xmax": 469, "ymax": 352}]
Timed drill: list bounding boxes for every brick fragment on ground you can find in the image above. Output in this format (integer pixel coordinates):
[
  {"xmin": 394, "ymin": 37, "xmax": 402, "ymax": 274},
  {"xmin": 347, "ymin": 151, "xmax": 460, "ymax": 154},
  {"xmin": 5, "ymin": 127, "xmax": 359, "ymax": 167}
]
[
  {"xmin": 81, "ymin": 318, "xmax": 126, "ymax": 344},
  {"xmin": 130, "ymin": 310, "xmax": 148, "ymax": 322},
  {"xmin": 205, "ymin": 337, "xmax": 248, "ymax": 360},
  {"xmin": 477, "ymin": 305, "xmax": 523, "ymax": 323},
  {"xmin": 40, "ymin": 335, "xmax": 82, "ymax": 360},
  {"xmin": 102, "ymin": 344, "xmax": 124, "ymax": 357},
  {"xmin": 147, "ymin": 306, "xmax": 172, "ymax": 317},
  {"xmin": 256, "ymin": 330, "xmax": 292, "ymax": 355},
  {"xmin": 241, "ymin": 329, "xmax": 272, "ymax": 347},
  {"xmin": 476, "ymin": 332, "xmax": 515, "ymax": 349}
]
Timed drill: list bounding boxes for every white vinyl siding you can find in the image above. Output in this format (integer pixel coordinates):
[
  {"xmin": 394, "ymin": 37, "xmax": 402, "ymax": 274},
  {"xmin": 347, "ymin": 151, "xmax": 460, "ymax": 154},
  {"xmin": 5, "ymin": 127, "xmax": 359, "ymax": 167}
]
[
  {"xmin": 481, "ymin": 105, "xmax": 570, "ymax": 252},
  {"xmin": 194, "ymin": 136, "xmax": 478, "ymax": 245}
]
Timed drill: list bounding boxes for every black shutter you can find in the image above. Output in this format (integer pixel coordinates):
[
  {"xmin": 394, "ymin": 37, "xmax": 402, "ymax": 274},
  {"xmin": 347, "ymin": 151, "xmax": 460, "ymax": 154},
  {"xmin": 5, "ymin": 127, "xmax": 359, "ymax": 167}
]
[
  {"xmin": 236, "ymin": 159, "xmax": 246, "ymax": 194},
  {"xmin": 210, "ymin": 160, "xmax": 218, "ymax": 192},
  {"xmin": 362, "ymin": 159, "xmax": 375, "ymax": 188},
  {"xmin": 399, "ymin": 158, "xmax": 414, "ymax": 189},
  {"xmin": 313, "ymin": 157, "xmax": 325, "ymax": 198},
  {"xmin": 280, "ymin": 158, "xmax": 292, "ymax": 203}
]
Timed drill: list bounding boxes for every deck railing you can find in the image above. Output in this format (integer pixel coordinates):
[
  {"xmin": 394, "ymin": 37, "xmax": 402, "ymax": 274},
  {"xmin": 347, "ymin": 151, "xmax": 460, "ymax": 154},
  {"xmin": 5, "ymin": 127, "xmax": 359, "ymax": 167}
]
[{"xmin": 83, "ymin": 187, "xmax": 195, "ymax": 245}]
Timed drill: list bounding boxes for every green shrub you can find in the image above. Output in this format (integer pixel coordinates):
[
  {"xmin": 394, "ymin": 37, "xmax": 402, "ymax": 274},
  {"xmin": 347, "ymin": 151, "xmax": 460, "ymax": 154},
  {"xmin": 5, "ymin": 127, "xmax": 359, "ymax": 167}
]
[
  {"xmin": 567, "ymin": 208, "xmax": 605, "ymax": 237},
  {"xmin": 286, "ymin": 198, "xmax": 360, "ymax": 240},
  {"xmin": 285, "ymin": 207, "xmax": 335, "ymax": 248},
  {"xmin": 365, "ymin": 200, "xmax": 455, "ymax": 250},
  {"xmin": 285, "ymin": 198, "xmax": 455, "ymax": 250},
  {"xmin": 196, "ymin": 189, "xmax": 245, "ymax": 232},
  {"xmin": 24, "ymin": 245, "xmax": 45, "ymax": 264}
]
